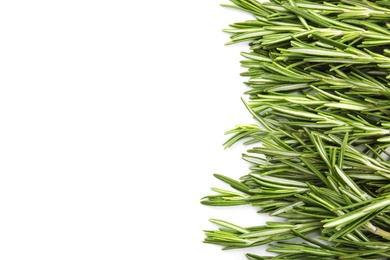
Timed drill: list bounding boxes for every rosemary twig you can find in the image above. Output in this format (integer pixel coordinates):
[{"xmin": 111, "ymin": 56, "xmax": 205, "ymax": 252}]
[{"xmin": 202, "ymin": 0, "xmax": 390, "ymax": 259}]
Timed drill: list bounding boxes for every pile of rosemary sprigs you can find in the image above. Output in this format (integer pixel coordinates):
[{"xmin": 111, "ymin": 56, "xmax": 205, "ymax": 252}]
[{"xmin": 201, "ymin": 0, "xmax": 390, "ymax": 259}]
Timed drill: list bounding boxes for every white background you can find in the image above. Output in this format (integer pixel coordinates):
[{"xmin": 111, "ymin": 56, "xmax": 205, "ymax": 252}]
[{"xmin": 0, "ymin": 1, "xmax": 273, "ymax": 259}]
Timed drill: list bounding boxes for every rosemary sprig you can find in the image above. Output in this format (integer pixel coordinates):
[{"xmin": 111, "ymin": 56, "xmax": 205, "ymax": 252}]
[{"xmin": 203, "ymin": 0, "xmax": 390, "ymax": 259}]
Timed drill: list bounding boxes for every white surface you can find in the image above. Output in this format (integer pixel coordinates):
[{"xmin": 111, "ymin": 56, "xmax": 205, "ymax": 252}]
[{"xmin": 0, "ymin": 1, "xmax": 272, "ymax": 259}]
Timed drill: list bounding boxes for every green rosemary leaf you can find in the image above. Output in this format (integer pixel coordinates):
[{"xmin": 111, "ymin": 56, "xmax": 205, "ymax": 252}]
[{"xmin": 213, "ymin": 173, "xmax": 252, "ymax": 194}]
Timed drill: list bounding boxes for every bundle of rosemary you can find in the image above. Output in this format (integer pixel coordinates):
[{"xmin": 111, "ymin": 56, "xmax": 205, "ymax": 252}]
[{"xmin": 202, "ymin": 0, "xmax": 390, "ymax": 259}]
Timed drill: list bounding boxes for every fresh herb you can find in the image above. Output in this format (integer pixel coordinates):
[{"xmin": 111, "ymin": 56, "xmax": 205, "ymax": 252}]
[{"xmin": 202, "ymin": 0, "xmax": 390, "ymax": 259}]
